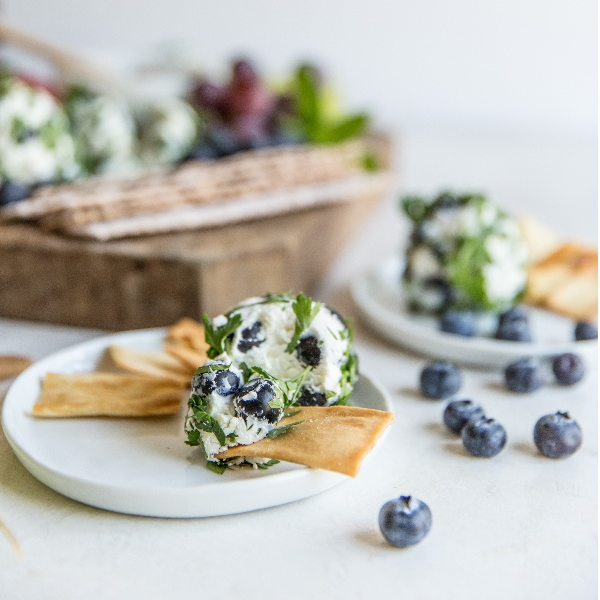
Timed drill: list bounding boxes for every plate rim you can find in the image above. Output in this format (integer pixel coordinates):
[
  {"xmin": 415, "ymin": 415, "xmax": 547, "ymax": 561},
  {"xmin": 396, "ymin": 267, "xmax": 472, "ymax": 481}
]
[{"xmin": 1, "ymin": 327, "xmax": 393, "ymax": 518}]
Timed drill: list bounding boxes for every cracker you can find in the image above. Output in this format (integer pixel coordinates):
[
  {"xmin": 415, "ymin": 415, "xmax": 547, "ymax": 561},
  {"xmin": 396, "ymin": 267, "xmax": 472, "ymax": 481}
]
[
  {"xmin": 0, "ymin": 355, "xmax": 32, "ymax": 380},
  {"xmin": 216, "ymin": 405, "xmax": 394, "ymax": 477},
  {"xmin": 163, "ymin": 343, "xmax": 207, "ymax": 373},
  {"xmin": 107, "ymin": 344, "xmax": 190, "ymax": 385},
  {"xmin": 165, "ymin": 318, "xmax": 209, "ymax": 352},
  {"xmin": 32, "ymin": 372, "xmax": 184, "ymax": 417}
]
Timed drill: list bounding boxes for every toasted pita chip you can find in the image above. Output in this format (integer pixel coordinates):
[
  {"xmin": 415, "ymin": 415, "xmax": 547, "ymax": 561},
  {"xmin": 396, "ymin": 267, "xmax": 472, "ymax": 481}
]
[
  {"xmin": 0, "ymin": 355, "xmax": 32, "ymax": 380},
  {"xmin": 544, "ymin": 264, "xmax": 598, "ymax": 321},
  {"xmin": 216, "ymin": 405, "xmax": 394, "ymax": 477},
  {"xmin": 518, "ymin": 215, "xmax": 562, "ymax": 263},
  {"xmin": 164, "ymin": 343, "xmax": 207, "ymax": 372},
  {"xmin": 108, "ymin": 345, "xmax": 190, "ymax": 385},
  {"xmin": 166, "ymin": 318, "xmax": 209, "ymax": 352},
  {"xmin": 32, "ymin": 372, "xmax": 184, "ymax": 417}
]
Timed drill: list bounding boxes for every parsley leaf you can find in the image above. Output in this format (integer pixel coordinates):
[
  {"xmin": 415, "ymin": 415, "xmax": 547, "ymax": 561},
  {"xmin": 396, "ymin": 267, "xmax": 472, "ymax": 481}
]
[
  {"xmin": 256, "ymin": 459, "xmax": 280, "ymax": 469},
  {"xmin": 285, "ymin": 292, "xmax": 321, "ymax": 353},
  {"xmin": 202, "ymin": 312, "xmax": 243, "ymax": 359},
  {"xmin": 205, "ymin": 461, "xmax": 230, "ymax": 474},
  {"xmin": 266, "ymin": 420, "xmax": 304, "ymax": 439}
]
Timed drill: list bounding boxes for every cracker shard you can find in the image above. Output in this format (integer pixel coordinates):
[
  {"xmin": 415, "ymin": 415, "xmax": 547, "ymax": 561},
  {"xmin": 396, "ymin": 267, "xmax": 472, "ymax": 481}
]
[{"xmin": 216, "ymin": 405, "xmax": 394, "ymax": 477}]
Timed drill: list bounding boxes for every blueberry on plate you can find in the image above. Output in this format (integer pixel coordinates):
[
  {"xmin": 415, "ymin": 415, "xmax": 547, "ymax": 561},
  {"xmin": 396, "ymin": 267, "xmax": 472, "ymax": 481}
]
[
  {"xmin": 495, "ymin": 318, "xmax": 532, "ymax": 342},
  {"xmin": 440, "ymin": 310, "xmax": 477, "ymax": 337},
  {"xmin": 378, "ymin": 495, "xmax": 432, "ymax": 548},
  {"xmin": 574, "ymin": 321, "xmax": 598, "ymax": 341},
  {"xmin": 534, "ymin": 411, "xmax": 582, "ymax": 459},
  {"xmin": 443, "ymin": 399, "xmax": 485, "ymax": 434},
  {"xmin": 419, "ymin": 361, "xmax": 462, "ymax": 400},
  {"xmin": 552, "ymin": 353, "xmax": 585, "ymax": 385},
  {"xmin": 461, "ymin": 417, "xmax": 507, "ymax": 457},
  {"xmin": 504, "ymin": 357, "xmax": 545, "ymax": 393},
  {"xmin": 0, "ymin": 180, "xmax": 31, "ymax": 206},
  {"xmin": 498, "ymin": 305, "xmax": 528, "ymax": 328}
]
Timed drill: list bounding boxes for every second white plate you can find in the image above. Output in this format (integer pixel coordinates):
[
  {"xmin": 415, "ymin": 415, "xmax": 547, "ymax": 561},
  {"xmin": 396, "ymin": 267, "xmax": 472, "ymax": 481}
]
[
  {"xmin": 2, "ymin": 327, "xmax": 393, "ymax": 518},
  {"xmin": 351, "ymin": 255, "xmax": 597, "ymax": 368}
]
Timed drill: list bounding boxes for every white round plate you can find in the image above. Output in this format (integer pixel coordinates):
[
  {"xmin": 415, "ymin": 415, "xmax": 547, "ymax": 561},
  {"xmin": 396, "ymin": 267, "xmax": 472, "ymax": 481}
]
[
  {"xmin": 1, "ymin": 328, "xmax": 392, "ymax": 518},
  {"xmin": 351, "ymin": 255, "xmax": 597, "ymax": 368}
]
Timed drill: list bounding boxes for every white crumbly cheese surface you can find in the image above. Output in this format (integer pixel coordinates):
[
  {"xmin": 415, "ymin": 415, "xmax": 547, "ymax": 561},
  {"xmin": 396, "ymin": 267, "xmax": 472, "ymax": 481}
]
[{"xmin": 0, "ymin": 79, "xmax": 78, "ymax": 184}]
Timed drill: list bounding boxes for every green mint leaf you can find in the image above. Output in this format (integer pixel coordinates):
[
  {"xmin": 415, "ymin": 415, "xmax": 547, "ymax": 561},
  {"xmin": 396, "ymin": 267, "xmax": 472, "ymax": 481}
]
[
  {"xmin": 312, "ymin": 113, "xmax": 369, "ymax": 144},
  {"xmin": 191, "ymin": 408, "xmax": 227, "ymax": 446},
  {"xmin": 185, "ymin": 429, "xmax": 201, "ymax": 447},
  {"xmin": 295, "ymin": 64, "xmax": 320, "ymax": 128},
  {"xmin": 401, "ymin": 195, "xmax": 429, "ymax": 223},
  {"xmin": 266, "ymin": 420, "xmax": 304, "ymax": 439}
]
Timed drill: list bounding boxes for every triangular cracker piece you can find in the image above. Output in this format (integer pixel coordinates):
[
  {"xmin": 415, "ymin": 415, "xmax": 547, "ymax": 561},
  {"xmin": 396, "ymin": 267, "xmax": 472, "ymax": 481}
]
[
  {"xmin": 0, "ymin": 355, "xmax": 32, "ymax": 380},
  {"xmin": 32, "ymin": 372, "xmax": 184, "ymax": 417},
  {"xmin": 163, "ymin": 343, "xmax": 207, "ymax": 373},
  {"xmin": 216, "ymin": 405, "xmax": 394, "ymax": 477},
  {"xmin": 166, "ymin": 318, "xmax": 209, "ymax": 352}
]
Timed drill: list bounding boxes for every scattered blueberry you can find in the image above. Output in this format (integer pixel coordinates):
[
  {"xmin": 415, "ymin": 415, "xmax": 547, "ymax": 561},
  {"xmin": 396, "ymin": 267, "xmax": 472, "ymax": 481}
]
[
  {"xmin": 552, "ymin": 353, "xmax": 585, "ymax": 386},
  {"xmin": 0, "ymin": 180, "xmax": 31, "ymax": 206},
  {"xmin": 296, "ymin": 334, "xmax": 321, "ymax": 367},
  {"xmin": 574, "ymin": 321, "xmax": 598, "ymax": 341},
  {"xmin": 504, "ymin": 358, "xmax": 545, "ymax": 393},
  {"xmin": 378, "ymin": 495, "xmax": 432, "ymax": 548},
  {"xmin": 495, "ymin": 318, "xmax": 532, "ymax": 342},
  {"xmin": 296, "ymin": 386, "xmax": 327, "ymax": 406},
  {"xmin": 440, "ymin": 310, "xmax": 477, "ymax": 337},
  {"xmin": 233, "ymin": 378, "xmax": 282, "ymax": 424},
  {"xmin": 443, "ymin": 399, "xmax": 486, "ymax": 434},
  {"xmin": 533, "ymin": 412, "xmax": 582, "ymax": 459},
  {"xmin": 461, "ymin": 417, "xmax": 507, "ymax": 457},
  {"xmin": 419, "ymin": 361, "xmax": 462, "ymax": 400},
  {"xmin": 498, "ymin": 305, "xmax": 528, "ymax": 328},
  {"xmin": 237, "ymin": 320, "xmax": 265, "ymax": 353}
]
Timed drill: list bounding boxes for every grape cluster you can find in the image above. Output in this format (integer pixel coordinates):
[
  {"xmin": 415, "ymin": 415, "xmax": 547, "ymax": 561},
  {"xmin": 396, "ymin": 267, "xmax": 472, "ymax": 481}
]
[{"xmin": 188, "ymin": 58, "xmax": 303, "ymax": 159}]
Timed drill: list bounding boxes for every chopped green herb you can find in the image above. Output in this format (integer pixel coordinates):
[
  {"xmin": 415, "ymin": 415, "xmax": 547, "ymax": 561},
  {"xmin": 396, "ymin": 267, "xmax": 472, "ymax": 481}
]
[
  {"xmin": 202, "ymin": 312, "xmax": 243, "ymax": 358},
  {"xmin": 285, "ymin": 292, "xmax": 321, "ymax": 353},
  {"xmin": 205, "ymin": 461, "xmax": 230, "ymax": 474},
  {"xmin": 256, "ymin": 459, "xmax": 280, "ymax": 469},
  {"xmin": 266, "ymin": 420, "xmax": 304, "ymax": 439}
]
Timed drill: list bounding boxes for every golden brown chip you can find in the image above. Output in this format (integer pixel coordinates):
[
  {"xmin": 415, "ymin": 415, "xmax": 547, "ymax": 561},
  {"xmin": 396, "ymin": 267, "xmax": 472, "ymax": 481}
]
[
  {"xmin": 107, "ymin": 345, "xmax": 190, "ymax": 385},
  {"xmin": 32, "ymin": 372, "xmax": 184, "ymax": 417},
  {"xmin": 0, "ymin": 355, "xmax": 32, "ymax": 381},
  {"xmin": 163, "ymin": 343, "xmax": 207, "ymax": 373},
  {"xmin": 216, "ymin": 405, "xmax": 394, "ymax": 477},
  {"xmin": 166, "ymin": 318, "xmax": 209, "ymax": 352}
]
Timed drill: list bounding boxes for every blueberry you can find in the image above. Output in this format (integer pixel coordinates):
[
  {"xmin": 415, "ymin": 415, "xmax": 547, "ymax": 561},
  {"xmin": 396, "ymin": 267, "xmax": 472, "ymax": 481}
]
[
  {"xmin": 192, "ymin": 368, "xmax": 240, "ymax": 397},
  {"xmin": 552, "ymin": 353, "xmax": 585, "ymax": 385},
  {"xmin": 378, "ymin": 495, "xmax": 432, "ymax": 548},
  {"xmin": 0, "ymin": 180, "xmax": 31, "ymax": 206},
  {"xmin": 495, "ymin": 318, "xmax": 532, "ymax": 342},
  {"xmin": 186, "ymin": 142, "xmax": 219, "ymax": 161},
  {"xmin": 296, "ymin": 334, "xmax": 321, "ymax": 367},
  {"xmin": 419, "ymin": 361, "xmax": 462, "ymax": 399},
  {"xmin": 296, "ymin": 387, "xmax": 327, "ymax": 406},
  {"xmin": 534, "ymin": 411, "xmax": 582, "ymax": 459},
  {"xmin": 440, "ymin": 310, "xmax": 477, "ymax": 337},
  {"xmin": 461, "ymin": 417, "xmax": 507, "ymax": 457},
  {"xmin": 233, "ymin": 378, "xmax": 282, "ymax": 424},
  {"xmin": 443, "ymin": 399, "xmax": 486, "ymax": 434},
  {"xmin": 504, "ymin": 358, "xmax": 545, "ymax": 393},
  {"xmin": 207, "ymin": 128, "xmax": 239, "ymax": 157},
  {"xmin": 574, "ymin": 321, "xmax": 598, "ymax": 341},
  {"xmin": 498, "ymin": 305, "xmax": 528, "ymax": 328},
  {"xmin": 237, "ymin": 320, "xmax": 265, "ymax": 353}
]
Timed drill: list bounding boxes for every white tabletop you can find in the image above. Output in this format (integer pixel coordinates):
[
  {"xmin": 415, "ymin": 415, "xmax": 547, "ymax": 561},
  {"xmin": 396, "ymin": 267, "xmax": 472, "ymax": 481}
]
[{"xmin": 0, "ymin": 127, "xmax": 597, "ymax": 600}]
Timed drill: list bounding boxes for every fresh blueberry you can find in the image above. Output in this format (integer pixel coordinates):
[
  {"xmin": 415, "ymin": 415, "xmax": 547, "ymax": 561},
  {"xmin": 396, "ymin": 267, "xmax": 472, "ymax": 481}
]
[
  {"xmin": 237, "ymin": 320, "xmax": 265, "ymax": 353},
  {"xmin": 296, "ymin": 387, "xmax": 327, "ymax": 406},
  {"xmin": 378, "ymin": 495, "xmax": 432, "ymax": 548},
  {"xmin": 207, "ymin": 127, "xmax": 239, "ymax": 157},
  {"xmin": 498, "ymin": 305, "xmax": 528, "ymax": 328},
  {"xmin": 233, "ymin": 378, "xmax": 282, "ymax": 424},
  {"xmin": 296, "ymin": 334, "xmax": 321, "ymax": 367},
  {"xmin": 461, "ymin": 417, "xmax": 507, "ymax": 457},
  {"xmin": 192, "ymin": 368, "xmax": 240, "ymax": 397},
  {"xmin": 574, "ymin": 321, "xmax": 598, "ymax": 341},
  {"xmin": 440, "ymin": 310, "xmax": 477, "ymax": 337},
  {"xmin": 186, "ymin": 142, "xmax": 219, "ymax": 161},
  {"xmin": 534, "ymin": 411, "xmax": 582, "ymax": 459},
  {"xmin": 552, "ymin": 353, "xmax": 585, "ymax": 385},
  {"xmin": 504, "ymin": 358, "xmax": 545, "ymax": 393},
  {"xmin": 495, "ymin": 318, "xmax": 532, "ymax": 342},
  {"xmin": 0, "ymin": 180, "xmax": 31, "ymax": 206},
  {"xmin": 443, "ymin": 399, "xmax": 486, "ymax": 434},
  {"xmin": 419, "ymin": 361, "xmax": 462, "ymax": 400}
]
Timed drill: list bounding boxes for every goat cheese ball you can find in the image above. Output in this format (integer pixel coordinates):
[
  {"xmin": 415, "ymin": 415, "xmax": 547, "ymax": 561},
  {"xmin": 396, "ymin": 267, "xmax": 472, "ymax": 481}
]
[
  {"xmin": 184, "ymin": 293, "xmax": 358, "ymax": 466},
  {"xmin": 0, "ymin": 74, "xmax": 79, "ymax": 185},
  {"xmin": 401, "ymin": 192, "xmax": 529, "ymax": 313}
]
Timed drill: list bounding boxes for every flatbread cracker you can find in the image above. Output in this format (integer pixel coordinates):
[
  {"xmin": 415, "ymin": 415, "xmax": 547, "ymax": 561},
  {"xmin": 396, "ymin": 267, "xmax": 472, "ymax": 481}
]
[
  {"xmin": 163, "ymin": 343, "xmax": 207, "ymax": 372},
  {"xmin": 216, "ymin": 405, "xmax": 394, "ymax": 477},
  {"xmin": 108, "ymin": 344, "xmax": 190, "ymax": 385},
  {"xmin": 166, "ymin": 318, "xmax": 208, "ymax": 352},
  {"xmin": 0, "ymin": 355, "xmax": 32, "ymax": 380},
  {"xmin": 32, "ymin": 372, "xmax": 184, "ymax": 417}
]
